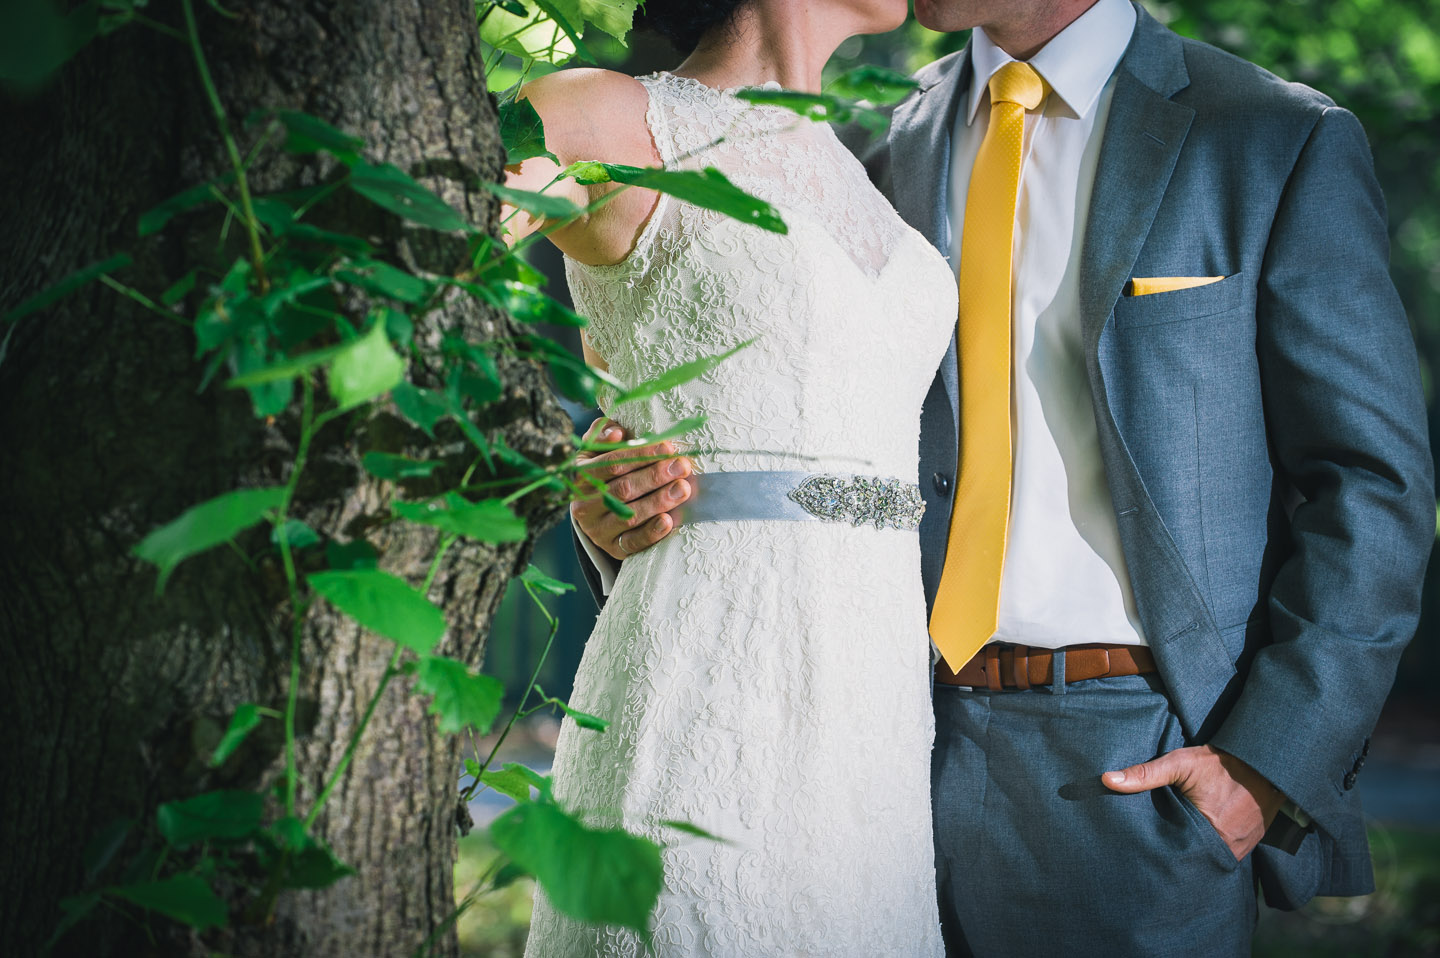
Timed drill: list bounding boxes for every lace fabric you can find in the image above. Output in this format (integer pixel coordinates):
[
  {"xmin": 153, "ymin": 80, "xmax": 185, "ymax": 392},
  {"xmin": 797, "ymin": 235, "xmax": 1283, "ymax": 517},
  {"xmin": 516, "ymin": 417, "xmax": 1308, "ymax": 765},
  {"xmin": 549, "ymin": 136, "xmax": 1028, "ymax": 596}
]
[{"xmin": 526, "ymin": 71, "xmax": 957, "ymax": 957}]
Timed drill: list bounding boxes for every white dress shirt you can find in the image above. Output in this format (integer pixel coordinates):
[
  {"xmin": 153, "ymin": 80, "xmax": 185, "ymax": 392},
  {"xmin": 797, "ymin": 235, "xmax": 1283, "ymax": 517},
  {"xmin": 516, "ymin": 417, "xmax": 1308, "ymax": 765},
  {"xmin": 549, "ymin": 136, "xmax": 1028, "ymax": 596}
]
[{"xmin": 950, "ymin": 0, "xmax": 1147, "ymax": 648}]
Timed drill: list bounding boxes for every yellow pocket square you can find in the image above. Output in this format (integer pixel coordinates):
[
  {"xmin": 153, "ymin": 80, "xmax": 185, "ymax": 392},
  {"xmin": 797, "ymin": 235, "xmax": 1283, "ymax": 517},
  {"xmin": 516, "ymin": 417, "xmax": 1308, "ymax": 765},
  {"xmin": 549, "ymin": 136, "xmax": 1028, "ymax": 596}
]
[{"xmin": 1127, "ymin": 276, "xmax": 1225, "ymax": 296}]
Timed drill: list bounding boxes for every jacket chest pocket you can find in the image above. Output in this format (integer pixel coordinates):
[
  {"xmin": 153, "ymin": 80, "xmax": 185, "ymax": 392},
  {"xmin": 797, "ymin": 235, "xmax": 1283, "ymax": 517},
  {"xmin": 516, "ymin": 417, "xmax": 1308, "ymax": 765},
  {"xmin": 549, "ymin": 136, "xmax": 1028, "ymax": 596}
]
[{"xmin": 1112, "ymin": 271, "xmax": 1249, "ymax": 330}]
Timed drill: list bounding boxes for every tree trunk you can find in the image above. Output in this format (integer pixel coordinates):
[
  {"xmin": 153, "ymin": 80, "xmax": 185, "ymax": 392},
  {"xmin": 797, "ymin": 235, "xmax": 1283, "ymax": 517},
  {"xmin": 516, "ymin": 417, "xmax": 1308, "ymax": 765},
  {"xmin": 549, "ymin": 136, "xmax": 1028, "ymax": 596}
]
[{"xmin": 0, "ymin": 1, "xmax": 569, "ymax": 955}]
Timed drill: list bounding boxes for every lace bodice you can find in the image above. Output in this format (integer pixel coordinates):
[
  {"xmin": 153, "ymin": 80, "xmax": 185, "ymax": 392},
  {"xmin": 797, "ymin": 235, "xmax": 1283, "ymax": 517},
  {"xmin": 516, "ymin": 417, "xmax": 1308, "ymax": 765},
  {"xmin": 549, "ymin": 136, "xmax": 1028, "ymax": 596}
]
[{"xmin": 566, "ymin": 71, "xmax": 958, "ymax": 482}]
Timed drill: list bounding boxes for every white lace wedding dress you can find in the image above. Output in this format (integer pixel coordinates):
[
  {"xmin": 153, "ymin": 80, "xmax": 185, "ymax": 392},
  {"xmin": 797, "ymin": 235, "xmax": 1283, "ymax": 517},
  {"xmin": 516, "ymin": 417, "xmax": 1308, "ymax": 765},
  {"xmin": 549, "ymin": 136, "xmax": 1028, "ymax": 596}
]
[{"xmin": 524, "ymin": 71, "xmax": 956, "ymax": 957}]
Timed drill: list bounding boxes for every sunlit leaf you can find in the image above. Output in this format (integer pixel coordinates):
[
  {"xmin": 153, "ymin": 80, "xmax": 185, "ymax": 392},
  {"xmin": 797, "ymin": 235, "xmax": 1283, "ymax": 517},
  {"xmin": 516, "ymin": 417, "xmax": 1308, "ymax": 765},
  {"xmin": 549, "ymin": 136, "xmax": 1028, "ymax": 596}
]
[
  {"xmin": 566, "ymin": 163, "xmax": 787, "ymax": 234},
  {"xmin": 2, "ymin": 253, "xmax": 133, "ymax": 324},
  {"xmin": 327, "ymin": 315, "xmax": 405, "ymax": 409},
  {"xmin": 552, "ymin": 0, "xmax": 638, "ymax": 42},
  {"xmin": 107, "ymin": 874, "xmax": 227, "ymax": 930},
  {"xmin": 488, "ymin": 280, "xmax": 586, "ymax": 326},
  {"xmin": 349, "ymin": 161, "xmax": 471, "ymax": 232},
  {"xmin": 226, "ymin": 343, "xmax": 344, "ymax": 388},
  {"xmin": 616, "ymin": 339, "xmax": 753, "ymax": 403},
  {"xmin": 392, "ymin": 492, "xmax": 526, "ymax": 542},
  {"xmin": 735, "ymin": 87, "xmax": 891, "ymax": 135},
  {"xmin": 498, "ymin": 94, "xmax": 557, "ymax": 165},
  {"xmin": 307, "ymin": 568, "xmax": 447, "ymax": 653},
  {"xmin": 413, "ymin": 656, "xmax": 505, "ymax": 734},
  {"xmin": 157, "ymin": 790, "xmax": 264, "ymax": 847},
  {"xmin": 490, "ymin": 800, "xmax": 662, "ymax": 937},
  {"xmin": 132, "ymin": 487, "xmax": 285, "ymax": 592},
  {"xmin": 361, "ymin": 451, "xmax": 442, "ymax": 480},
  {"xmin": 481, "ymin": 766, "xmax": 536, "ymax": 803},
  {"xmin": 208, "ymin": 704, "xmax": 264, "ymax": 767}
]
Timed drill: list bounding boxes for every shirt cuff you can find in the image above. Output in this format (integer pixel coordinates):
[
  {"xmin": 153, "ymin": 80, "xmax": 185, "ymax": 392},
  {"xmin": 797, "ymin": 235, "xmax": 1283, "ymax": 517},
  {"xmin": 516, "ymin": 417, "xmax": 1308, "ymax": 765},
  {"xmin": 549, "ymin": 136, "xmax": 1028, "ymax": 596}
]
[{"xmin": 573, "ymin": 512, "xmax": 618, "ymax": 596}]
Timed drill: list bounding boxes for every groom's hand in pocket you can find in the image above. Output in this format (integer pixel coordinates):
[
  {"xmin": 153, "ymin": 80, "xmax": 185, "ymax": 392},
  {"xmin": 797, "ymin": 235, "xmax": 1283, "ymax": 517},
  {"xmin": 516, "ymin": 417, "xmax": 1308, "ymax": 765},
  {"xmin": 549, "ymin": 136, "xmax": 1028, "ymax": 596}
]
[
  {"xmin": 1101, "ymin": 744, "xmax": 1286, "ymax": 861},
  {"xmin": 572, "ymin": 417, "xmax": 693, "ymax": 560}
]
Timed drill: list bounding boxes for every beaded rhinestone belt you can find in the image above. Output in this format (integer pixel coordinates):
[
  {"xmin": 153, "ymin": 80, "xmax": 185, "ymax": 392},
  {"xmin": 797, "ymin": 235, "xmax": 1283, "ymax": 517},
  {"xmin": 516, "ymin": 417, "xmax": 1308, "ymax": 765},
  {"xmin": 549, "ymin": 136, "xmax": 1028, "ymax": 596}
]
[{"xmin": 677, "ymin": 471, "xmax": 925, "ymax": 532}]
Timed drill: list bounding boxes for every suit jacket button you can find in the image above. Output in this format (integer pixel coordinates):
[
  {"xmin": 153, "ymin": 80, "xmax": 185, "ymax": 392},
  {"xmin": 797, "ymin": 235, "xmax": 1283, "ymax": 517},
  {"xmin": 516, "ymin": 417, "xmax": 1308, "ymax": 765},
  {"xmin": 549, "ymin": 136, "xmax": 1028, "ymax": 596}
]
[
  {"xmin": 932, "ymin": 472, "xmax": 951, "ymax": 495},
  {"xmin": 1343, "ymin": 771, "xmax": 1358, "ymax": 790}
]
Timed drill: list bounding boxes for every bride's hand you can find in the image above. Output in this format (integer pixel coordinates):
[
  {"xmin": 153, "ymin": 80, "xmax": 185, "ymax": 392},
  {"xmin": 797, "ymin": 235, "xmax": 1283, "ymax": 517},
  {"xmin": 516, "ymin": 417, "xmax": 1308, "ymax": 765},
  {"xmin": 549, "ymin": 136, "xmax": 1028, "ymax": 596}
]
[{"xmin": 572, "ymin": 418, "xmax": 692, "ymax": 560}]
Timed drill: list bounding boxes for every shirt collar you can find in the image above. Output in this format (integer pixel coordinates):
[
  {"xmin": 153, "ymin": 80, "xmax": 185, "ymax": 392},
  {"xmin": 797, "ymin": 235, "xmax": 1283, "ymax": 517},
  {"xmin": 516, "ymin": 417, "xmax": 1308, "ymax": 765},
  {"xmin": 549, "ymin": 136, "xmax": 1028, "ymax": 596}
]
[{"xmin": 965, "ymin": 0, "xmax": 1138, "ymax": 124}]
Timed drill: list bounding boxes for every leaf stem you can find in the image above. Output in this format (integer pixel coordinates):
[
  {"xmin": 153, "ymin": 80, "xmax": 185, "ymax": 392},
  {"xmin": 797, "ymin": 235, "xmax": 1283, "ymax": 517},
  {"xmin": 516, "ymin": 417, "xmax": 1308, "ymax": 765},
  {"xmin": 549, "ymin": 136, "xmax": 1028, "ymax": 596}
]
[
  {"xmin": 278, "ymin": 377, "xmax": 319, "ymax": 816},
  {"xmin": 181, "ymin": 0, "xmax": 269, "ymax": 290},
  {"xmin": 304, "ymin": 534, "xmax": 457, "ymax": 828}
]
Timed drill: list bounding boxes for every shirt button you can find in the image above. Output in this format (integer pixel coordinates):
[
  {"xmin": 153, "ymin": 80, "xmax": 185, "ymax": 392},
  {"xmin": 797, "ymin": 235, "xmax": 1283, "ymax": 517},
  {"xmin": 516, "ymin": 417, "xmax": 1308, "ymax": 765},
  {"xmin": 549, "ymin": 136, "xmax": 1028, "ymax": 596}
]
[{"xmin": 932, "ymin": 472, "xmax": 951, "ymax": 495}]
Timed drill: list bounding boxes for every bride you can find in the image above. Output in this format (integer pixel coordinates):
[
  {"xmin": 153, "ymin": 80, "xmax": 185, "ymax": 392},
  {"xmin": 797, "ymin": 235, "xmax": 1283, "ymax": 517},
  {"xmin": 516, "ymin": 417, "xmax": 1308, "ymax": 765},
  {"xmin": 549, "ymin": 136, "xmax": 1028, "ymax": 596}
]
[{"xmin": 504, "ymin": 1, "xmax": 956, "ymax": 954}]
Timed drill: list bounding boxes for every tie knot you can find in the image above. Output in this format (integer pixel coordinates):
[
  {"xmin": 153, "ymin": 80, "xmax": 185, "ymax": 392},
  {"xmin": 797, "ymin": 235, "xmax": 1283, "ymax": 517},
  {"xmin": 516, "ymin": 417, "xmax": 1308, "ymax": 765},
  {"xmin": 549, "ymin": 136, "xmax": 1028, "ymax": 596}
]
[{"xmin": 989, "ymin": 61, "xmax": 1046, "ymax": 111}]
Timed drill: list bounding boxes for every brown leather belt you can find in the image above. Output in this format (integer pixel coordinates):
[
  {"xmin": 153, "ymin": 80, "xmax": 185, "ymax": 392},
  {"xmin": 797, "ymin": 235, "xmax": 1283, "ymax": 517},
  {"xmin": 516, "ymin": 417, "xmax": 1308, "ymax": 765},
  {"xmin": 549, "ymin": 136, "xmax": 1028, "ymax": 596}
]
[{"xmin": 935, "ymin": 642, "xmax": 1157, "ymax": 691}]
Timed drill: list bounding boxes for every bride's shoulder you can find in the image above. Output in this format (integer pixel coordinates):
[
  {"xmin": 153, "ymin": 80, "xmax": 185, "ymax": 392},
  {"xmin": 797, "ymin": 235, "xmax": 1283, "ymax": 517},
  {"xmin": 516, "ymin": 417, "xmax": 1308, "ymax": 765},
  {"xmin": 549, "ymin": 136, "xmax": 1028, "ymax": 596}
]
[{"xmin": 519, "ymin": 69, "xmax": 655, "ymax": 167}]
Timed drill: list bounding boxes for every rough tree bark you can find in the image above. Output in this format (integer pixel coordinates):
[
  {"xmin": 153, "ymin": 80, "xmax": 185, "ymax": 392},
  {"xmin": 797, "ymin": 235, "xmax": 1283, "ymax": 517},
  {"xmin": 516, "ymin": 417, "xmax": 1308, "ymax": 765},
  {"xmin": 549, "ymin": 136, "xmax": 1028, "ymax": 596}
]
[{"xmin": 0, "ymin": 1, "xmax": 570, "ymax": 954}]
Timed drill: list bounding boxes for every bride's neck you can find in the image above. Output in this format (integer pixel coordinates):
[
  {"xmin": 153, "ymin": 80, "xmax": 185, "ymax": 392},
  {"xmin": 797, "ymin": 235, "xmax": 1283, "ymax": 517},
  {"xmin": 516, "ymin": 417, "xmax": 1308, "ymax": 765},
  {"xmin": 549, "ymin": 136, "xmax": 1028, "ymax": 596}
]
[{"xmin": 671, "ymin": 6, "xmax": 850, "ymax": 94}]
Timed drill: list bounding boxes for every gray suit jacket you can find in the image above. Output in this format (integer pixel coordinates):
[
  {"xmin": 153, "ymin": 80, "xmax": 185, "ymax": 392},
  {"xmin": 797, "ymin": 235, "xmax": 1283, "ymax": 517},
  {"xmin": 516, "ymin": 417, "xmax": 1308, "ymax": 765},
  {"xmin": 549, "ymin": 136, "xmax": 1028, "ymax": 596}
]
[{"xmin": 852, "ymin": 3, "xmax": 1433, "ymax": 905}]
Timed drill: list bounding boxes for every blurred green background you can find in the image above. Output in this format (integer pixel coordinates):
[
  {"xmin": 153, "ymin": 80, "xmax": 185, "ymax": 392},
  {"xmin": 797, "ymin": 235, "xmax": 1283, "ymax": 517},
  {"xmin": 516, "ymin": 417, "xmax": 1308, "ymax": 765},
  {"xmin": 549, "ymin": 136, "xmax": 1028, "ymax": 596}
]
[{"xmin": 474, "ymin": 2, "xmax": 1440, "ymax": 954}]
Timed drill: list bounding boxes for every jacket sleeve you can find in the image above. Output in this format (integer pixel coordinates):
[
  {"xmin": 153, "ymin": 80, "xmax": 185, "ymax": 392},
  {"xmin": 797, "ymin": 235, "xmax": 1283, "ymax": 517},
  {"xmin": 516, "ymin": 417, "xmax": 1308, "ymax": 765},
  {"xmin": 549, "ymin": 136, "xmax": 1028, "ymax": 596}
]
[
  {"xmin": 571, "ymin": 516, "xmax": 618, "ymax": 610},
  {"xmin": 1208, "ymin": 105, "xmax": 1434, "ymax": 835}
]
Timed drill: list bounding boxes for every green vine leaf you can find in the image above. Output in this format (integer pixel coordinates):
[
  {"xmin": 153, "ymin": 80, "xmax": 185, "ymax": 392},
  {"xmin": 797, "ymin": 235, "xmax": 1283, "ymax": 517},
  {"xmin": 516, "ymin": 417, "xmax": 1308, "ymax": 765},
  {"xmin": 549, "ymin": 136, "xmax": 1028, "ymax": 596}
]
[
  {"xmin": 825, "ymin": 63, "xmax": 920, "ymax": 105},
  {"xmin": 615, "ymin": 339, "xmax": 754, "ymax": 404},
  {"xmin": 520, "ymin": 564, "xmax": 575, "ymax": 596},
  {"xmin": 328, "ymin": 315, "xmax": 405, "ymax": 409},
  {"xmin": 131, "ymin": 486, "xmax": 285, "ymax": 593},
  {"xmin": 1, "ymin": 253, "xmax": 133, "ymax": 325},
  {"xmin": 392, "ymin": 492, "xmax": 527, "ymax": 542},
  {"xmin": 208, "ymin": 704, "xmax": 265, "ymax": 768},
  {"xmin": 487, "ymin": 181, "xmax": 583, "ymax": 221},
  {"xmin": 268, "ymin": 109, "xmax": 365, "ymax": 166},
  {"xmin": 498, "ymin": 94, "xmax": 557, "ymax": 165},
  {"xmin": 480, "ymin": 765, "xmax": 537, "ymax": 803},
  {"xmin": 361, "ymin": 451, "xmax": 442, "ymax": 481},
  {"xmin": 106, "ymin": 874, "xmax": 228, "ymax": 931},
  {"xmin": 307, "ymin": 568, "xmax": 448, "ymax": 653},
  {"xmin": 413, "ymin": 655, "xmax": 505, "ymax": 734},
  {"xmin": 226, "ymin": 342, "xmax": 345, "ymax": 388},
  {"xmin": 336, "ymin": 259, "xmax": 432, "ymax": 304},
  {"xmin": 263, "ymin": 817, "xmax": 357, "ymax": 890},
  {"xmin": 548, "ymin": 0, "xmax": 638, "ymax": 42},
  {"xmin": 566, "ymin": 162, "xmax": 787, "ymax": 234},
  {"xmin": 391, "ymin": 382, "xmax": 449, "ymax": 437},
  {"xmin": 157, "ymin": 790, "xmax": 264, "ymax": 847},
  {"xmin": 349, "ymin": 161, "xmax": 472, "ymax": 232},
  {"xmin": 489, "ymin": 800, "xmax": 662, "ymax": 939},
  {"xmin": 488, "ymin": 280, "xmax": 587, "ymax": 327},
  {"xmin": 138, "ymin": 178, "xmax": 232, "ymax": 237},
  {"xmin": 325, "ymin": 538, "xmax": 379, "ymax": 570}
]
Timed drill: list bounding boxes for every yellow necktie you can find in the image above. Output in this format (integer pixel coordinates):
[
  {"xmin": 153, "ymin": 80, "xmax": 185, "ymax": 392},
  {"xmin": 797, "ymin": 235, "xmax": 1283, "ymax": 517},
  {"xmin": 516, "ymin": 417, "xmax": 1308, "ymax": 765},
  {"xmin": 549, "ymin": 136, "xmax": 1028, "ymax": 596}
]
[{"xmin": 930, "ymin": 61, "xmax": 1047, "ymax": 671}]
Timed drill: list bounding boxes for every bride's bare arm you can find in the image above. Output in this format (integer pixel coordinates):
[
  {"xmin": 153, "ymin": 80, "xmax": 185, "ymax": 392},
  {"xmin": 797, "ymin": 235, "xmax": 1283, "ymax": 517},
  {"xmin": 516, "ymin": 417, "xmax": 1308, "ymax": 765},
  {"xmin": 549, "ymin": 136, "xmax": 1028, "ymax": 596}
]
[
  {"xmin": 501, "ymin": 70, "xmax": 691, "ymax": 558},
  {"xmin": 501, "ymin": 69, "xmax": 662, "ymax": 266}
]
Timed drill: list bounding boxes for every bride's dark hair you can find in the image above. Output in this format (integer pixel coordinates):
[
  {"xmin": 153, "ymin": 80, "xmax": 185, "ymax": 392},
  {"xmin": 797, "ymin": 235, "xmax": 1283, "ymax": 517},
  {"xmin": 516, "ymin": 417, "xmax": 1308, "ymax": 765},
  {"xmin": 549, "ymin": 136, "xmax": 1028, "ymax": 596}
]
[{"xmin": 638, "ymin": 0, "xmax": 749, "ymax": 53}]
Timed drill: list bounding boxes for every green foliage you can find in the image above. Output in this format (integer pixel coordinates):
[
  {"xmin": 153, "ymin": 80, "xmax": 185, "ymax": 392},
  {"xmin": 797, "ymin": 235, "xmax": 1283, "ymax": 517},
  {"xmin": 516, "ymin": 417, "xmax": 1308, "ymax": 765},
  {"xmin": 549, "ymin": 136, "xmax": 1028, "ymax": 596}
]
[
  {"xmin": 209, "ymin": 704, "xmax": 267, "ymax": 767},
  {"xmin": 328, "ymin": 315, "xmax": 406, "ymax": 409},
  {"xmin": 392, "ymin": 493, "xmax": 528, "ymax": 542},
  {"xmin": 131, "ymin": 487, "xmax": 285, "ymax": 592},
  {"xmin": 737, "ymin": 65, "xmax": 919, "ymax": 135},
  {"xmin": 107, "ymin": 875, "xmax": 229, "ymax": 931},
  {"xmin": 1, "ymin": 253, "xmax": 133, "ymax": 324},
  {"xmin": 362, "ymin": 451, "xmax": 443, "ymax": 480},
  {"xmin": 307, "ymin": 569, "xmax": 449, "ymax": 653},
  {"xmin": 157, "ymin": 790, "xmax": 265, "ymax": 847},
  {"xmin": 350, "ymin": 161, "xmax": 473, "ymax": 232},
  {"xmin": 414, "ymin": 656, "xmax": 506, "ymax": 733},
  {"xmin": 490, "ymin": 798, "xmax": 663, "ymax": 938},
  {"xmin": 498, "ymin": 95, "xmax": 558, "ymax": 164},
  {"xmin": 565, "ymin": 162, "xmax": 788, "ymax": 234}
]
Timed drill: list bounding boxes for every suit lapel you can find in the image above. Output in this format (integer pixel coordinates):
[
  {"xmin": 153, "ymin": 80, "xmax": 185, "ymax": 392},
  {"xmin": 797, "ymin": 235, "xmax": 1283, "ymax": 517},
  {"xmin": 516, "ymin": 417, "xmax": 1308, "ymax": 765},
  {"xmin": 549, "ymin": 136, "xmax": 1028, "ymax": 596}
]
[
  {"xmin": 887, "ymin": 50, "xmax": 970, "ymax": 255},
  {"xmin": 1078, "ymin": 8, "xmax": 1194, "ymax": 354},
  {"xmin": 888, "ymin": 50, "xmax": 970, "ymax": 432}
]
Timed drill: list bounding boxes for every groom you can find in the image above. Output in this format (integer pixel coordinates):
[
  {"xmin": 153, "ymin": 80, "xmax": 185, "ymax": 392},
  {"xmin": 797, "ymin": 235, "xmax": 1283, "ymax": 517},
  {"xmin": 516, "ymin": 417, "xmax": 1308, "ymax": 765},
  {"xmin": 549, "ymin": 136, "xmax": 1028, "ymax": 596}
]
[{"xmin": 570, "ymin": 0, "xmax": 1433, "ymax": 953}]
